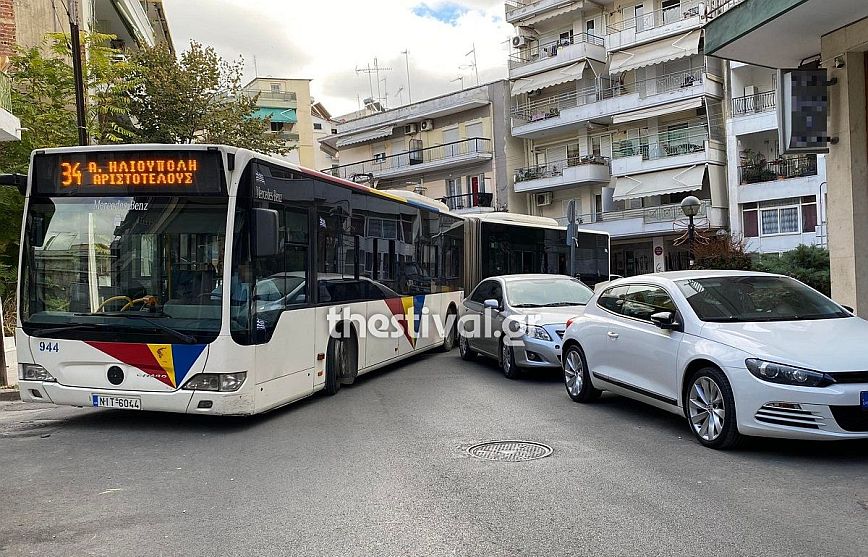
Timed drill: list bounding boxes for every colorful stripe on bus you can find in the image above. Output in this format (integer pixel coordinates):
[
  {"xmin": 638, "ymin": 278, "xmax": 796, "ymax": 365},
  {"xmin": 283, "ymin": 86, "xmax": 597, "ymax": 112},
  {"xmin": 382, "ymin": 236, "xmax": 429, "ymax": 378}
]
[{"xmin": 85, "ymin": 342, "xmax": 206, "ymax": 388}]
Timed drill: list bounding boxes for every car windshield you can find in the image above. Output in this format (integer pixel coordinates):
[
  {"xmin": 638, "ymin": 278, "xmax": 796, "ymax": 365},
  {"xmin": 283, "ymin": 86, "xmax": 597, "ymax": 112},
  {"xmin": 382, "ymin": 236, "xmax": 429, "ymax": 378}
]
[
  {"xmin": 676, "ymin": 276, "xmax": 850, "ymax": 322},
  {"xmin": 21, "ymin": 196, "xmax": 228, "ymax": 341},
  {"xmin": 506, "ymin": 277, "xmax": 594, "ymax": 307}
]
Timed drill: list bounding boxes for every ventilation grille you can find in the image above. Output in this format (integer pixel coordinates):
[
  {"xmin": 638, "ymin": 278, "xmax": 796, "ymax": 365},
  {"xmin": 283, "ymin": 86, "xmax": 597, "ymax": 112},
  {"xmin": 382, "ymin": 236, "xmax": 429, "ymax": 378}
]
[{"xmin": 755, "ymin": 403, "xmax": 823, "ymax": 430}]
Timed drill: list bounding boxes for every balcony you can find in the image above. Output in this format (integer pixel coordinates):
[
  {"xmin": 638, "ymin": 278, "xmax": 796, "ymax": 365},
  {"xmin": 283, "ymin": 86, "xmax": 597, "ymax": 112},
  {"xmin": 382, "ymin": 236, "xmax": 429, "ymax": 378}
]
[
  {"xmin": 606, "ymin": 0, "xmax": 704, "ymax": 52},
  {"xmin": 511, "ymin": 68, "xmax": 721, "ymax": 138},
  {"xmin": 0, "ymin": 72, "xmax": 21, "ymax": 142},
  {"xmin": 324, "ymin": 138, "xmax": 493, "ymax": 182},
  {"xmin": 509, "ymin": 34, "xmax": 606, "ymax": 80},
  {"xmin": 730, "ymin": 90, "xmax": 777, "ymax": 134},
  {"xmin": 563, "ymin": 200, "xmax": 727, "ymax": 238},
  {"xmin": 505, "ymin": 0, "xmax": 582, "ymax": 24},
  {"xmin": 514, "ymin": 155, "xmax": 611, "ymax": 193},
  {"xmin": 731, "ymin": 90, "xmax": 775, "ymax": 116},
  {"xmin": 439, "ymin": 192, "xmax": 494, "ymax": 212},
  {"xmin": 611, "ymin": 123, "xmax": 726, "ymax": 176},
  {"xmin": 739, "ymin": 155, "xmax": 818, "ymax": 185}
]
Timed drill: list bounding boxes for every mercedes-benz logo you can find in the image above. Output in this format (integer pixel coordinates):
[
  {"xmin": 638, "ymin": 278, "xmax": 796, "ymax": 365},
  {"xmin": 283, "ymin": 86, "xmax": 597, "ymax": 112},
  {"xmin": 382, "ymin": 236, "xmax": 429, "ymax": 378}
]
[{"xmin": 107, "ymin": 366, "xmax": 124, "ymax": 385}]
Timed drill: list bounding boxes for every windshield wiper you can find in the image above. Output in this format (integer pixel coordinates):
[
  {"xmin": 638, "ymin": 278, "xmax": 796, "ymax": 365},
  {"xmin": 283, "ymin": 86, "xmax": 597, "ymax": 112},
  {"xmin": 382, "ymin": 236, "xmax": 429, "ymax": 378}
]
[
  {"xmin": 30, "ymin": 322, "xmax": 111, "ymax": 337},
  {"xmin": 73, "ymin": 312, "xmax": 197, "ymax": 344},
  {"xmin": 541, "ymin": 302, "xmax": 587, "ymax": 307},
  {"xmin": 512, "ymin": 303, "xmax": 543, "ymax": 308}
]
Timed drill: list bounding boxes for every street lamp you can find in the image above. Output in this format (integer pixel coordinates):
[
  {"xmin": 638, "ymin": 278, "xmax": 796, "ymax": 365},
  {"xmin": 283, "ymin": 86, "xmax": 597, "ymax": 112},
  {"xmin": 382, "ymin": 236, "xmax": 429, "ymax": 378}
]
[{"xmin": 681, "ymin": 196, "xmax": 702, "ymax": 267}]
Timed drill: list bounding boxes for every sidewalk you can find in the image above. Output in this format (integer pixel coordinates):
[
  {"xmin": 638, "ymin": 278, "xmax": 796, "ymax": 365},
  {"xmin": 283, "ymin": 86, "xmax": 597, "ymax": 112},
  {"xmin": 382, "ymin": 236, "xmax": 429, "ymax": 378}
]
[{"xmin": 0, "ymin": 386, "xmax": 20, "ymax": 401}]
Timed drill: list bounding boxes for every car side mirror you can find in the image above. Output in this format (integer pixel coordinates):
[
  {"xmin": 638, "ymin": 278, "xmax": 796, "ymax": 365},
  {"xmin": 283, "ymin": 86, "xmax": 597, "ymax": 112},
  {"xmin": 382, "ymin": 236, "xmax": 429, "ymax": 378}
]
[
  {"xmin": 483, "ymin": 298, "xmax": 501, "ymax": 311},
  {"xmin": 252, "ymin": 208, "xmax": 280, "ymax": 258},
  {"xmin": 650, "ymin": 311, "xmax": 680, "ymax": 330}
]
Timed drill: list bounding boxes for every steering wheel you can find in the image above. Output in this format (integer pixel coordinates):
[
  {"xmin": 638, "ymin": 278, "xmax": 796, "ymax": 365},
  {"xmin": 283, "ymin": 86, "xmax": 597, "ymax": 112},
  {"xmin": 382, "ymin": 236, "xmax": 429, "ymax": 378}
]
[
  {"xmin": 121, "ymin": 295, "xmax": 158, "ymax": 312},
  {"xmin": 95, "ymin": 295, "xmax": 132, "ymax": 312}
]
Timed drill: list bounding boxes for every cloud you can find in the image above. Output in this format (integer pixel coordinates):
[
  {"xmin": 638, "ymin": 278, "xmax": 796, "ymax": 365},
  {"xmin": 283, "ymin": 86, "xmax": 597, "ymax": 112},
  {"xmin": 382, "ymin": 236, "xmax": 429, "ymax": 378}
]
[{"xmin": 162, "ymin": 0, "xmax": 512, "ymax": 116}]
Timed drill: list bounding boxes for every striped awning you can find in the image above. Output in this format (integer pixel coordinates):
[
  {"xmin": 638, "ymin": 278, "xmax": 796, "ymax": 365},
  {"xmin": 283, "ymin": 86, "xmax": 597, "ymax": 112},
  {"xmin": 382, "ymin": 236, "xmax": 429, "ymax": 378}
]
[
  {"xmin": 512, "ymin": 61, "xmax": 591, "ymax": 96},
  {"xmin": 608, "ymin": 29, "xmax": 703, "ymax": 75},
  {"xmin": 335, "ymin": 126, "xmax": 395, "ymax": 148},
  {"xmin": 613, "ymin": 164, "xmax": 707, "ymax": 201},
  {"xmin": 252, "ymin": 107, "xmax": 297, "ymax": 124}
]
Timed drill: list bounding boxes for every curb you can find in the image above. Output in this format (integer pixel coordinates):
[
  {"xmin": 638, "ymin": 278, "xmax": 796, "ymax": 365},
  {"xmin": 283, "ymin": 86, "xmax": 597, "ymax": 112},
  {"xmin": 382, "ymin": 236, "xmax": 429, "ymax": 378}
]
[{"xmin": 0, "ymin": 389, "xmax": 21, "ymax": 401}]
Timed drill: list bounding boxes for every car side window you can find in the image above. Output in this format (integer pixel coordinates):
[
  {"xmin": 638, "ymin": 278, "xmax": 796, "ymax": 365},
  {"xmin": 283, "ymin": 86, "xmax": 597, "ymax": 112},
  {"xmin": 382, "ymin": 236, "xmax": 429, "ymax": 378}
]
[
  {"xmin": 597, "ymin": 285, "xmax": 629, "ymax": 314},
  {"xmin": 470, "ymin": 281, "xmax": 494, "ymax": 303},
  {"xmin": 490, "ymin": 283, "xmax": 504, "ymax": 304},
  {"xmin": 621, "ymin": 285, "xmax": 677, "ymax": 322}
]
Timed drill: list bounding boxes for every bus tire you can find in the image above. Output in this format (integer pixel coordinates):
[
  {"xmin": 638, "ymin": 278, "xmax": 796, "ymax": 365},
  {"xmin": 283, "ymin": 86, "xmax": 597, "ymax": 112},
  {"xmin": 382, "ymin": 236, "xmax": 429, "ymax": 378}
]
[
  {"xmin": 438, "ymin": 306, "xmax": 458, "ymax": 352},
  {"xmin": 325, "ymin": 333, "xmax": 356, "ymax": 395}
]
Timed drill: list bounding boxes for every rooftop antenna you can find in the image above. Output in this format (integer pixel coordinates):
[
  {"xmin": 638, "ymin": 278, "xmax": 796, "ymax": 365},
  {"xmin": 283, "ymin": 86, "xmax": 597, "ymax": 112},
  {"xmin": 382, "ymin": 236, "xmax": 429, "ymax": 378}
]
[
  {"xmin": 253, "ymin": 55, "xmax": 259, "ymax": 77},
  {"xmin": 401, "ymin": 49, "xmax": 413, "ymax": 103},
  {"xmin": 450, "ymin": 75, "xmax": 464, "ymax": 90},
  {"xmin": 380, "ymin": 75, "xmax": 388, "ymax": 108},
  {"xmin": 356, "ymin": 57, "xmax": 391, "ymax": 107},
  {"xmin": 395, "ymin": 86, "xmax": 405, "ymax": 106},
  {"xmin": 465, "ymin": 43, "xmax": 480, "ymax": 86}
]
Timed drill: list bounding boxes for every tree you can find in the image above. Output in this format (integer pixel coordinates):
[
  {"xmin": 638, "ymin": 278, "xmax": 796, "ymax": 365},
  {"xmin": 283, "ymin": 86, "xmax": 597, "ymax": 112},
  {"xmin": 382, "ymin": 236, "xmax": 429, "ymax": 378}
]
[
  {"xmin": 128, "ymin": 41, "xmax": 290, "ymax": 155},
  {"xmin": 691, "ymin": 232, "xmax": 753, "ymax": 271},
  {"xmin": 755, "ymin": 245, "xmax": 831, "ymax": 295}
]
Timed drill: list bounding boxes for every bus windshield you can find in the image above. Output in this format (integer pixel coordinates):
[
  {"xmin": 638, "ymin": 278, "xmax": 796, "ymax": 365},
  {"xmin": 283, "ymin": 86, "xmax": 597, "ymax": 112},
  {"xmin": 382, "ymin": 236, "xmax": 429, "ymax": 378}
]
[{"xmin": 21, "ymin": 196, "xmax": 227, "ymax": 342}]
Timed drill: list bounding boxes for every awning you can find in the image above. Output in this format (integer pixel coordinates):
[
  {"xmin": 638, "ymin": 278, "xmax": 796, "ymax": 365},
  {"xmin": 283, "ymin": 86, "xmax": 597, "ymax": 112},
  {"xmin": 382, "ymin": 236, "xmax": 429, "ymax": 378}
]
[
  {"xmin": 613, "ymin": 164, "xmax": 707, "ymax": 201},
  {"xmin": 511, "ymin": 61, "xmax": 590, "ymax": 96},
  {"xmin": 335, "ymin": 126, "xmax": 394, "ymax": 148},
  {"xmin": 612, "ymin": 98, "xmax": 704, "ymax": 125},
  {"xmin": 608, "ymin": 29, "xmax": 703, "ymax": 75},
  {"xmin": 252, "ymin": 107, "xmax": 297, "ymax": 124}
]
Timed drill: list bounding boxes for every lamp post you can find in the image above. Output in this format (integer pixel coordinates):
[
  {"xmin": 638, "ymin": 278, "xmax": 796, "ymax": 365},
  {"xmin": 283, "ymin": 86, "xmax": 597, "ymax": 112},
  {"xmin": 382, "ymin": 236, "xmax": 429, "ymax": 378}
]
[{"xmin": 680, "ymin": 196, "xmax": 702, "ymax": 267}]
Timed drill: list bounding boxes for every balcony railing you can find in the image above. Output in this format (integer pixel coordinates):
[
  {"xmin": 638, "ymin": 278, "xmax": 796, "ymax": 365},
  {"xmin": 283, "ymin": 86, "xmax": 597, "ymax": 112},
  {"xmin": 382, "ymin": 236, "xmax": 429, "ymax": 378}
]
[
  {"xmin": 607, "ymin": 0, "xmax": 703, "ymax": 33},
  {"xmin": 613, "ymin": 123, "xmax": 712, "ymax": 161},
  {"xmin": 738, "ymin": 155, "xmax": 818, "ymax": 184},
  {"xmin": 512, "ymin": 67, "xmax": 705, "ymax": 123},
  {"xmin": 0, "ymin": 72, "xmax": 11, "ymax": 113},
  {"xmin": 515, "ymin": 155, "xmax": 610, "ymax": 183},
  {"xmin": 324, "ymin": 138, "xmax": 492, "ymax": 180},
  {"xmin": 731, "ymin": 90, "xmax": 776, "ymax": 116},
  {"xmin": 250, "ymin": 90, "xmax": 298, "ymax": 103},
  {"xmin": 564, "ymin": 200, "xmax": 711, "ymax": 225},
  {"xmin": 508, "ymin": 33, "xmax": 604, "ymax": 70},
  {"xmin": 439, "ymin": 192, "xmax": 493, "ymax": 211},
  {"xmin": 706, "ymin": 0, "xmax": 746, "ymax": 19}
]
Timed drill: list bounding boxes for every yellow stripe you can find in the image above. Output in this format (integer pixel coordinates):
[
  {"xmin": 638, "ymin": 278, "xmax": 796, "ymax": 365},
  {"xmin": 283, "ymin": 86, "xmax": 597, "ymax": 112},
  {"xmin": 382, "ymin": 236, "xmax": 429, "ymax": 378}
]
[{"xmin": 148, "ymin": 344, "xmax": 176, "ymax": 387}]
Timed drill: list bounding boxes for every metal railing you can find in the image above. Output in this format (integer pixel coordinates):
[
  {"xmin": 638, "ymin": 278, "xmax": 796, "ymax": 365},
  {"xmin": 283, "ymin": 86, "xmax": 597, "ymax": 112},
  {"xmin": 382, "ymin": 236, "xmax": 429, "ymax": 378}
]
[
  {"xmin": 508, "ymin": 33, "xmax": 604, "ymax": 70},
  {"xmin": 563, "ymin": 200, "xmax": 711, "ymax": 225},
  {"xmin": 607, "ymin": 0, "xmax": 703, "ymax": 33},
  {"xmin": 251, "ymin": 90, "xmax": 298, "ymax": 103},
  {"xmin": 731, "ymin": 90, "xmax": 776, "ymax": 116},
  {"xmin": 439, "ymin": 192, "xmax": 493, "ymax": 211},
  {"xmin": 515, "ymin": 155, "xmax": 610, "ymax": 183},
  {"xmin": 613, "ymin": 123, "xmax": 711, "ymax": 160},
  {"xmin": 706, "ymin": 0, "xmax": 746, "ymax": 19},
  {"xmin": 512, "ymin": 67, "xmax": 705, "ymax": 123},
  {"xmin": 324, "ymin": 138, "xmax": 492, "ymax": 179},
  {"xmin": 0, "ymin": 72, "xmax": 12, "ymax": 113},
  {"xmin": 738, "ymin": 155, "xmax": 818, "ymax": 184}
]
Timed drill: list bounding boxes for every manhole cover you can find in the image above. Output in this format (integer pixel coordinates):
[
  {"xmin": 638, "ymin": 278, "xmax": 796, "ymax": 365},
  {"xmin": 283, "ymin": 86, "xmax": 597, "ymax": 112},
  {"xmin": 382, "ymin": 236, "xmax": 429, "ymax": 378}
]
[{"xmin": 467, "ymin": 440, "xmax": 553, "ymax": 462}]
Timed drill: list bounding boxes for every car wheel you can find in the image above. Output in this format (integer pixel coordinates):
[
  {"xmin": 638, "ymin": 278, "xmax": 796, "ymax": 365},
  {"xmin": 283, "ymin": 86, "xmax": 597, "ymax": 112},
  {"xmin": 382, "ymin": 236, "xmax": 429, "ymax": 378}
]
[
  {"xmin": 685, "ymin": 367, "xmax": 742, "ymax": 450},
  {"xmin": 500, "ymin": 340, "xmax": 520, "ymax": 380},
  {"xmin": 458, "ymin": 332, "xmax": 477, "ymax": 361},
  {"xmin": 563, "ymin": 344, "xmax": 600, "ymax": 403}
]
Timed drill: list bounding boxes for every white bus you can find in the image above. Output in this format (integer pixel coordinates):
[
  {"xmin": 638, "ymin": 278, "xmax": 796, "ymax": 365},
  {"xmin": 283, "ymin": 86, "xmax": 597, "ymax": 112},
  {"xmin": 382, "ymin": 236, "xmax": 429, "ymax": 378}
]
[{"xmin": 15, "ymin": 145, "xmax": 464, "ymax": 415}]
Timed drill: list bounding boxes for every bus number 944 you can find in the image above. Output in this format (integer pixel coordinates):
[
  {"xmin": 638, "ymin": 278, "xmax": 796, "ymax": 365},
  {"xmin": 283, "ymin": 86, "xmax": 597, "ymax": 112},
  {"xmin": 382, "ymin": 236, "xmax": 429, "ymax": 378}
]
[{"xmin": 39, "ymin": 342, "xmax": 60, "ymax": 353}]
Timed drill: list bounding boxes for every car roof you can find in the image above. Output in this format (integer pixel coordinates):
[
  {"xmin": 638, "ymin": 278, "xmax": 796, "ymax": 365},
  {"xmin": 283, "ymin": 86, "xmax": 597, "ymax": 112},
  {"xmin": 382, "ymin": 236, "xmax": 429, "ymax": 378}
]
[
  {"xmin": 607, "ymin": 270, "xmax": 782, "ymax": 286},
  {"xmin": 492, "ymin": 274, "xmax": 578, "ymax": 283}
]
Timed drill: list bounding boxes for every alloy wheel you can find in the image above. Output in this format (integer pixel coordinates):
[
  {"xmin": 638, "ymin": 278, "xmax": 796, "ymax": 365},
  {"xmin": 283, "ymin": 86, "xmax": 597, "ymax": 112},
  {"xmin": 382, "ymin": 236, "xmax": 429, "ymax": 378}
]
[
  {"xmin": 501, "ymin": 343, "xmax": 512, "ymax": 375},
  {"xmin": 688, "ymin": 376, "xmax": 725, "ymax": 442},
  {"xmin": 564, "ymin": 350, "xmax": 583, "ymax": 397}
]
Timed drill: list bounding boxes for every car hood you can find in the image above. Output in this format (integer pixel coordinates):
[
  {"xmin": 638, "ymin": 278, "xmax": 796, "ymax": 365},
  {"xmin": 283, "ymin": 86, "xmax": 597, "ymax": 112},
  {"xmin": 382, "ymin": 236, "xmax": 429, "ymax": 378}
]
[
  {"xmin": 512, "ymin": 306, "xmax": 586, "ymax": 327},
  {"xmin": 699, "ymin": 317, "xmax": 868, "ymax": 372}
]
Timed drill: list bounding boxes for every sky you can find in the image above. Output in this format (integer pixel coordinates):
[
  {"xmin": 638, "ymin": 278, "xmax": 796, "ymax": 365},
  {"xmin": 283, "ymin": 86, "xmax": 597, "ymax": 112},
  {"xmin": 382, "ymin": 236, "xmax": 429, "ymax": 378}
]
[{"xmin": 162, "ymin": 0, "xmax": 514, "ymax": 118}]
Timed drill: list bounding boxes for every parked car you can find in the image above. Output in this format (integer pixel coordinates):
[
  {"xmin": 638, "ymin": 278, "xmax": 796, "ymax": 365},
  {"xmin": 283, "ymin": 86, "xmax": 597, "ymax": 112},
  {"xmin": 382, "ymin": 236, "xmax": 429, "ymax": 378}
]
[
  {"xmin": 560, "ymin": 270, "xmax": 868, "ymax": 449},
  {"xmin": 458, "ymin": 274, "xmax": 594, "ymax": 378}
]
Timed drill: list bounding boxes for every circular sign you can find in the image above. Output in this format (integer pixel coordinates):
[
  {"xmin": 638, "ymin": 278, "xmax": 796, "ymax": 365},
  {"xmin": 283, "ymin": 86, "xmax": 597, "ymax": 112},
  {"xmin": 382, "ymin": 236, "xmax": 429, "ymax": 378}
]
[
  {"xmin": 654, "ymin": 246, "xmax": 664, "ymax": 256},
  {"xmin": 107, "ymin": 366, "xmax": 125, "ymax": 386}
]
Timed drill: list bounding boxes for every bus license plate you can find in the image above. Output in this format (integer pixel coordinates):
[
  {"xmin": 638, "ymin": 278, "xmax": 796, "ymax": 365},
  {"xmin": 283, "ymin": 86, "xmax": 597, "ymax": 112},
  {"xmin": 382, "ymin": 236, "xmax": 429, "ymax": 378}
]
[
  {"xmin": 861, "ymin": 392, "xmax": 868, "ymax": 411},
  {"xmin": 91, "ymin": 394, "xmax": 141, "ymax": 410}
]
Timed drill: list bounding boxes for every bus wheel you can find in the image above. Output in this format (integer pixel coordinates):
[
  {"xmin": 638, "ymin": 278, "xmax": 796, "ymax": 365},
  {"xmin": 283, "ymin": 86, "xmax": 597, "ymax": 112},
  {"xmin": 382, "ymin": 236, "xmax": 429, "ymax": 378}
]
[
  {"xmin": 438, "ymin": 307, "xmax": 458, "ymax": 352},
  {"xmin": 325, "ymin": 334, "xmax": 356, "ymax": 395}
]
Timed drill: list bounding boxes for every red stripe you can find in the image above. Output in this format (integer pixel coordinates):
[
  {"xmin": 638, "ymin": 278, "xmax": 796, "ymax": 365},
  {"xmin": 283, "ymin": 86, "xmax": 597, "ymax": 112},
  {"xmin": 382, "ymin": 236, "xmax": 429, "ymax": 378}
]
[{"xmin": 86, "ymin": 342, "xmax": 174, "ymax": 388}]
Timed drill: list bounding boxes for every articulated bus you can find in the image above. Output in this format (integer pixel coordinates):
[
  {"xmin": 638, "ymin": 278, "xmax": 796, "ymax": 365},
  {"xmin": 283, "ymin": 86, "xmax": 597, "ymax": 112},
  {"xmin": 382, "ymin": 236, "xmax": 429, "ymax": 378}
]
[
  {"xmin": 14, "ymin": 145, "xmax": 609, "ymax": 416},
  {"xmin": 16, "ymin": 144, "xmax": 465, "ymax": 415}
]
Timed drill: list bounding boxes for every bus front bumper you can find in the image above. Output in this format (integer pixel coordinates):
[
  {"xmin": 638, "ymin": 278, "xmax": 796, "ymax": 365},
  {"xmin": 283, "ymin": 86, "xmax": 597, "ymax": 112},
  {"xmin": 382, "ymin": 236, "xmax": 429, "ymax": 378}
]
[{"xmin": 18, "ymin": 380, "xmax": 255, "ymax": 415}]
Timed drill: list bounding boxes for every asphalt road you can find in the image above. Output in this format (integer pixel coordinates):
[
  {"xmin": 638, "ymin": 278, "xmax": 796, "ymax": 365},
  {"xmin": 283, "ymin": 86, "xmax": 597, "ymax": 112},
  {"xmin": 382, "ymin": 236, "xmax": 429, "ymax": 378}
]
[{"xmin": 1, "ymin": 350, "xmax": 867, "ymax": 557}]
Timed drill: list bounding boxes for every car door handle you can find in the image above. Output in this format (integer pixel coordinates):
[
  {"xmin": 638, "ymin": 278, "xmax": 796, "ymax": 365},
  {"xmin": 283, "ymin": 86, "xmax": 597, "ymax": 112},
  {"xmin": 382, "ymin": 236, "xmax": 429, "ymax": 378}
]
[{"xmin": 607, "ymin": 331, "xmax": 620, "ymax": 339}]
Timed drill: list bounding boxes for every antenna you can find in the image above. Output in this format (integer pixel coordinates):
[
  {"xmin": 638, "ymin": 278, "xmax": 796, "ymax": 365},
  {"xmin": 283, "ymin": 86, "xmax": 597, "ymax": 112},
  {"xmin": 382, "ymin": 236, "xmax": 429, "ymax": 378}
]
[
  {"xmin": 395, "ymin": 86, "xmax": 404, "ymax": 106},
  {"xmin": 356, "ymin": 57, "xmax": 392, "ymax": 107},
  {"xmin": 401, "ymin": 49, "xmax": 413, "ymax": 103},
  {"xmin": 450, "ymin": 76, "xmax": 464, "ymax": 90},
  {"xmin": 465, "ymin": 43, "xmax": 480, "ymax": 86},
  {"xmin": 253, "ymin": 55, "xmax": 259, "ymax": 77}
]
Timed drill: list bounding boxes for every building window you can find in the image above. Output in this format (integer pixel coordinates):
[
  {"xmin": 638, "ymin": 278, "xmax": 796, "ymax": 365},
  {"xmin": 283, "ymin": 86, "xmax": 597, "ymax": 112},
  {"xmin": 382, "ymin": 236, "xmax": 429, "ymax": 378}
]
[
  {"xmin": 743, "ymin": 207, "xmax": 759, "ymax": 238},
  {"xmin": 761, "ymin": 207, "xmax": 799, "ymax": 235},
  {"xmin": 313, "ymin": 122, "xmax": 323, "ymax": 130},
  {"xmin": 373, "ymin": 152, "xmax": 386, "ymax": 162},
  {"xmin": 270, "ymin": 83, "xmax": 281, "ymax": 93},
  {"xmin": 586, "ymin": 19, "xmax": 595, "ymax": 36},
  {"xmin": 270, "ymin": 121, "xmax": 284, "ymax": 132},
  {"xmin": 802, "ymin": 196, "xmax": 818, "ymax": 233},
  {"xmin": 331, "ymin": 128, "xmax": 338, "ymax": 134}
]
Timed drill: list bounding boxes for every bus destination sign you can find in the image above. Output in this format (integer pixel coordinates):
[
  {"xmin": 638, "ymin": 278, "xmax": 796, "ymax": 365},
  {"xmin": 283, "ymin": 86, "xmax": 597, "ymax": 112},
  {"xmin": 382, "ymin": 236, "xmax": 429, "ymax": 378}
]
[{"xmin": 32, "ymin": 150, "xmax": 226, "ymax": 196}]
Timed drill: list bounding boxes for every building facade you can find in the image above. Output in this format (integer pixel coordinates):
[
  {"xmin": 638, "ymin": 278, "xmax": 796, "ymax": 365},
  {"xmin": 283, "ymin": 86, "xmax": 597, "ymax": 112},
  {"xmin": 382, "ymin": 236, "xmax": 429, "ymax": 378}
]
[
  {"xmin": 705, "ymin": 0, "xmax": 868, "ymax": 310},
  {"xmin": 243, "ymin": 77, "xmax": 316, "ymax": 169},
  {"xmin": 322, "ymin": 80, "xmax": 525, "ymax": 214},
  {"xmin": 0, "ymin": 0, "xmax": 20, "ymax": 142},
  {"xmin": 505, "ymin": 0, "xmax": 729, "ymax": 276}
]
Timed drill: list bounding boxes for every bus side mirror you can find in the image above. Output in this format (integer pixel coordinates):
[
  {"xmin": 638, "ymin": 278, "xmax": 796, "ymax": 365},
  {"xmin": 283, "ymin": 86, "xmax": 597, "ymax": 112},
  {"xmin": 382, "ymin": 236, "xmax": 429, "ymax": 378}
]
[
  {"xmin": 0, "ymin": 173, "xmax": 27, "ymax": 196},
  {"xmin": 252, "ymin": 208, "xmax": 280, "ymax": 258}
]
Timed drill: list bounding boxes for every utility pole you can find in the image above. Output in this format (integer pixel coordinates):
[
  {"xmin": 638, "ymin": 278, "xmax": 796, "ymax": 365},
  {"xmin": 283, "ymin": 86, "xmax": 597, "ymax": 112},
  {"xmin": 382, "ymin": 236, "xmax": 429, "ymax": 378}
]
[
  {"xmin": 68, "ymin": 0, "xmax": 88, "ymax": 146},
  {"xmin": 401, "ymin": 49, "xmax": 413, "ymax": 103}
]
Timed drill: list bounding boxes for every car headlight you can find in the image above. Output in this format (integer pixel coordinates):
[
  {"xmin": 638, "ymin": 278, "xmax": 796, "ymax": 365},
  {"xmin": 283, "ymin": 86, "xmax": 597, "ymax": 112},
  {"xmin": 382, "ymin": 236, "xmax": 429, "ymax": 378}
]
[
  {"xmin": 182, "ymin": 372, "xmax": 247, "ymax": 392},
  {"xmin": 19, "ymin": 364, "xmax": 56, "ymax": 382},
  {"xmin": 525, "ymin": 325, "xmax": 552, "ymax": 342},
  {"xmin": 745, "ymin": 359, "xmax": 833, "ymax": 388}
]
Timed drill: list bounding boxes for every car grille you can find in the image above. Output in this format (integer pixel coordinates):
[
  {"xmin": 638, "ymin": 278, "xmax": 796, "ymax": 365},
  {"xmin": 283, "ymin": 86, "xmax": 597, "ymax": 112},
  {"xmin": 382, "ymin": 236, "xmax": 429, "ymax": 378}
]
[
  {"xmin": 754, "ymin": 403, "xmax": 823, "ymax": 430},
  {"xmin": 830, "ymin": 406, "xmax": 868, "ymax": 432},
  {"xmin": 828, "ymin": 371, "xmax": 868, "ymax": 384},
  {"xmin": 555, "ymin": 329, "xmax": 565, "ymax": 339}
]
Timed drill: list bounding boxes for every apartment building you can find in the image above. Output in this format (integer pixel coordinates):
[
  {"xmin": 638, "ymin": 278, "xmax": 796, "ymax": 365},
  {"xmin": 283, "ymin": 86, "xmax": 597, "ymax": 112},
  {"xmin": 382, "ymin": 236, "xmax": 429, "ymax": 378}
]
[
  {"xmin": 243, "ymin": 77, "xmax": 316, "ymax": 169},
  {"xmin": 724, "ymin": 63, "xmax": 827, "ymax": 255},
  {"xmin": 0, "ymin": 0, "xmax": 20, "ymax": 142},
  {"xmin": 321, "ymin": 80, "xmax": 524, "ymax": 214},
  {"xmin": 311, "ymin": 100, "xmax": 339, "ymax": 172},
  {"xmin": 505, "ymin": 0, "xmax": 727, "ymax": 276}
]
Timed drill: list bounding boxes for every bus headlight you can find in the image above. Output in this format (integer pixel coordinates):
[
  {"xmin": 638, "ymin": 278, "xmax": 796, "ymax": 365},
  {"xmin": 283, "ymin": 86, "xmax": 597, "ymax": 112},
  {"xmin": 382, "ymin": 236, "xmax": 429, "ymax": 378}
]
[
  {"xmin": 19, "ymin": 364, "xmax": 56, "ymax": 382},
  {"xmin": 182, "ymin": 372, "xmax": 247, "ymax": 392}
]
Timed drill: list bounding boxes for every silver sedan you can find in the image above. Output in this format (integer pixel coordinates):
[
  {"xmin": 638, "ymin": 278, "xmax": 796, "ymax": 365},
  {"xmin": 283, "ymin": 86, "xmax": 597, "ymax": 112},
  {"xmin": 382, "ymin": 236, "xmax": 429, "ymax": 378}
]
[{"xmin": 458, "ymin": 274, "xmax": 594, "ymax": 379}]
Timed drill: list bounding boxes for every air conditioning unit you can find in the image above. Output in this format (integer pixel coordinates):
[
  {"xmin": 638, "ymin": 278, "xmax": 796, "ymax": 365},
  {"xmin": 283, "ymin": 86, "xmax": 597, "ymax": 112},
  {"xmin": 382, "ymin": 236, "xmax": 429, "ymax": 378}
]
[
  {"xmin": 404, "ymin": 123, "xmax": 418, "ymax": 135},
  {"xmin": 512, "ymin": 36, "xmax": 528, "ymax": 48},
  {"xmin": 535, "ymin": 192, "xmax": 552, "ymax": 207},
  {"xmin": 420, "ymin": 119, "xmax": 434, "ymax": 131}
]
